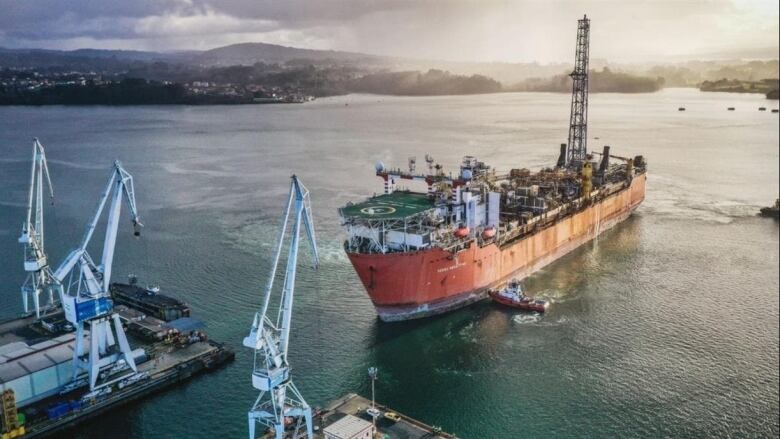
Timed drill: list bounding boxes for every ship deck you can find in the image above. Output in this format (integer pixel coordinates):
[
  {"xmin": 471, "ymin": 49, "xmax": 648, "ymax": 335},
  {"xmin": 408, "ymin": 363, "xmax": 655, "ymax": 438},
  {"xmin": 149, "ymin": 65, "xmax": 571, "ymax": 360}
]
[{"xmin": 341, "ymin": 191, "xmax": 434, "ymax": 219}]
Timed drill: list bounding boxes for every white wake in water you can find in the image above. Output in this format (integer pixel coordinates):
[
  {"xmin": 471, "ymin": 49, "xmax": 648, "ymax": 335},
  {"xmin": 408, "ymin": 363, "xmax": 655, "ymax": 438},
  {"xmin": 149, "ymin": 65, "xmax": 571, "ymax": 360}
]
[{"xmin": 512, "ymin": 313, "xmax": 543, "ymax": 324}]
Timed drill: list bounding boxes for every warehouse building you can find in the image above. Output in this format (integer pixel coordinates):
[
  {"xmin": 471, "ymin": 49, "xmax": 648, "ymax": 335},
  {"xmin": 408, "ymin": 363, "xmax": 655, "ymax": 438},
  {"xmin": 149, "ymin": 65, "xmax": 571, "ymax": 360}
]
[{"xmin": 0, "ymin": 334, "xmax": 76, "ymax": 408}]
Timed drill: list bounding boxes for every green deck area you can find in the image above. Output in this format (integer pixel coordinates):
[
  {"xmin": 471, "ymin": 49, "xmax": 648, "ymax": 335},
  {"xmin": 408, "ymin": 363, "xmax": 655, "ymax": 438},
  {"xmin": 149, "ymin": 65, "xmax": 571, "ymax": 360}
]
[{"xmin": 341, "ymin": 191, "xmax": 435, "ymax": 219}]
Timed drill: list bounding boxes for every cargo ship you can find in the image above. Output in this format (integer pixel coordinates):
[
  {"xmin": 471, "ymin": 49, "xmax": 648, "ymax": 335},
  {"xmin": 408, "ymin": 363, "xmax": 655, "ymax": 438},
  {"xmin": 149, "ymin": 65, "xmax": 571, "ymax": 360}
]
[{"xmin": 339, "ymin": 16, "xmax": 647, "ymax": 321}]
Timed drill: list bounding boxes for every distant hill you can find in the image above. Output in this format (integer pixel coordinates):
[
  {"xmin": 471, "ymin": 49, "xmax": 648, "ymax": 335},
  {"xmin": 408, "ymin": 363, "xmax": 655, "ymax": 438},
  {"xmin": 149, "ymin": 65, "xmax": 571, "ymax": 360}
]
[
  {"xmin": 190, "ymin": 42, "xmax": 382, "ymax": 66},
  {"xmin": 0, "ymin": 43, "xmax": 582, "ymax": 84},
  {"xmin": 1, "ymin": 41, "xmax": 777, "ymax": 95},
  {"xmin": 0, "ymin": 47, "xmax": 175, "ymax": 71},
  {"xmin": 510, "ymin": 67, "xmax": 664, "ymax": 93},
  {"xmin": 700, "ymin": 78, "xmax": 779, "ymax": 99},
  {"xmin": 350, "ymin": 69, "xmax": 502, "ymax": 96}
]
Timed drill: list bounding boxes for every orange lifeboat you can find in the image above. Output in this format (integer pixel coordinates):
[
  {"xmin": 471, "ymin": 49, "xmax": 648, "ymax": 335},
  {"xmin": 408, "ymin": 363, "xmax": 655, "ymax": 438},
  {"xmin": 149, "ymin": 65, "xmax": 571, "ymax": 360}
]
[
  {"xmin": 454, "ymin": 225, "xmax": 470, "ymax": 238},
  {"xmin": 482, "ymin": 227, "xmax": 496, "ymax": 239}
]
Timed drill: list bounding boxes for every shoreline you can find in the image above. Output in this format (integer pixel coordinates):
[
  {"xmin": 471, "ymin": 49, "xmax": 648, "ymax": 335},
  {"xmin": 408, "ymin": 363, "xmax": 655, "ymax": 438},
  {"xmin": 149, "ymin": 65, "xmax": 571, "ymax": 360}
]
[{"xmin": 0, "ymin": 88, "xmax": 675, "ymax": 107}]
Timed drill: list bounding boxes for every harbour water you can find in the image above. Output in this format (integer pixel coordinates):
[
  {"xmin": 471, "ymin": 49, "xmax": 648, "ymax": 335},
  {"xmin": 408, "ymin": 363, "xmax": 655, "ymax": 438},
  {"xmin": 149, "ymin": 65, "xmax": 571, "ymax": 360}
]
[{"xmin": 0, "ymin": 88, "xmax": 777, "ymax": 438}]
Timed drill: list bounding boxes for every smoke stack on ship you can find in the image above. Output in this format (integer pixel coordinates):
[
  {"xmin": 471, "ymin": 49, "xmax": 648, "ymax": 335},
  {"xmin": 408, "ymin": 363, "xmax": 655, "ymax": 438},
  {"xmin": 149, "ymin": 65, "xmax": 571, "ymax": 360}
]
[{"xmin": 338, "ymin": 16, "xmax": 648, "ymax": 321}]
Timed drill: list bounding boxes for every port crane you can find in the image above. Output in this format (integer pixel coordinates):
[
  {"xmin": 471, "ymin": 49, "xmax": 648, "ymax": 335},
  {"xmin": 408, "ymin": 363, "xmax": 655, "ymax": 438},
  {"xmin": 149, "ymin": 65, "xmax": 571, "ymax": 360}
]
[
  {"xmin": 19, "ymin": 138, "xmax": 58, "ymax": 319},
  {"xmin": 244, "ymin": 176, "xmax": 319, "ymax": 439},
  {"xmin": 52, "ymin": 161, "xmax": 143, "ymax": 390}
]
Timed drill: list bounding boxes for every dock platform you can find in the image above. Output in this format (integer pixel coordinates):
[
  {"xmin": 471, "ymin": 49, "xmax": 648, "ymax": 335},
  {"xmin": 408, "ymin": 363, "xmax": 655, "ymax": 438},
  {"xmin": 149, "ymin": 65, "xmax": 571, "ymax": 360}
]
[
  {"xmin": 315, "ymin": 394, "xmax": 456, "ymax": 439},
  {"xmin": 19, "ymin": 340, "xmax": 233, "ymax": 438},
  {"xmin": 0, "ymin": 282, "xmax": 234, "ymax": 439}
]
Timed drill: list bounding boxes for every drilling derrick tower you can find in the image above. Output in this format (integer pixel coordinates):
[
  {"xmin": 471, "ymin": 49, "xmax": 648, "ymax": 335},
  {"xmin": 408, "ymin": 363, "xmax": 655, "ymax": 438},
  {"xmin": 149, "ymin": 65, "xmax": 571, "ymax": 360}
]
[{"xmin": 565, "ymin": 15, "xmax": 591, "ymax": 168}]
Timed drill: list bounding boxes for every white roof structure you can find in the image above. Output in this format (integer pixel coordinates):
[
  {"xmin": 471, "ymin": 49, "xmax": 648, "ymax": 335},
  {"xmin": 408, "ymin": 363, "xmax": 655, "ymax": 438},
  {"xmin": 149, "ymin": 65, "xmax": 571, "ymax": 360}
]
[
  {"xmin": 323, "ymin": 414, "xmax": 374, "ymax": 439},
  {"xmin": 0, "ymin": 334, "xmax": 76, "ymax": 384}
]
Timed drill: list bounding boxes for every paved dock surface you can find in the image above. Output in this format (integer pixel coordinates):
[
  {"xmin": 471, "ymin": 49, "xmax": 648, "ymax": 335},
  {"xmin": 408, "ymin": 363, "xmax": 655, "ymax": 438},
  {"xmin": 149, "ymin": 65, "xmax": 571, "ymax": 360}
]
[
  {"xmin": 315, "ymin": 394, "xmax": 456, "ymax": 439},
  {"xmin": 21, "ymin": 340, "xmax": 232, "ymax": 438},
  {"xmin": 138, "ymin": 340, "xmax": 216, "ymax": 376}
]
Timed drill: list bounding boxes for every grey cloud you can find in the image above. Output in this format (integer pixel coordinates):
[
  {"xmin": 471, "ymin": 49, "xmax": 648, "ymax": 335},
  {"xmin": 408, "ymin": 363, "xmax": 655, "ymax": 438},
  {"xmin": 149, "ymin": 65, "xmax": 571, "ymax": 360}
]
[
  {"xmin": 0, "ymin": 0, "xmax": 416, "ymax": 42},
  {"xmin": 0, "ymin": 0, "xmax": 776, "ymax": 62},
  {"xmin": 189, "ymin": 0, "xmax": 421, "ymax": 25}
]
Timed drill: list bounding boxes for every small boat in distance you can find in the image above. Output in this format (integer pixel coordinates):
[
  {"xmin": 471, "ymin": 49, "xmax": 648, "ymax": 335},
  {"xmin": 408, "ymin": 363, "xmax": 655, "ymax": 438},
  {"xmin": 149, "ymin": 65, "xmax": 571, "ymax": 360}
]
[
  {"xmin": 728, "ymin": 107, "xmax": 736, "ymax": 111},
  {"xmin": 759, "ymin": 107, "xmax": 767, "ymax": 111},
  {"xmin": 678, "ymin": 107, "xmax": 686, "ymax": 111},
  {"xmin": 489, "ymin": 279, "xmax": 550, "ymax": 312}
]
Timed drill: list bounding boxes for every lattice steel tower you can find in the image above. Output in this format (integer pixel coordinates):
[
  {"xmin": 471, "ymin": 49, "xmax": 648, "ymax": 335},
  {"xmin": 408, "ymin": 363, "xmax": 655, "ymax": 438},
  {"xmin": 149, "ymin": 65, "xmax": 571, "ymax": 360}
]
[{"xmin": 565, "ymin": 15, "xmax": 590, "ymax": 167}]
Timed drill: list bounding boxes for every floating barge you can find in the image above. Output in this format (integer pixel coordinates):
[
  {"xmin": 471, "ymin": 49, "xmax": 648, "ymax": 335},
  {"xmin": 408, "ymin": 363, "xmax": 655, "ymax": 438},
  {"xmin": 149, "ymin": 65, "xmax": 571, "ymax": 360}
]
[
  {"xmin": 314, "ymin": 394, "xmax": 456, "ymax": 439},
  {"xmin": 0, "ymin": 283, "xmax": 234, "ymax": 438},
  {"xmin": 111, "ymin": 281, "xmax": 191, "ymax": 322},
  {"xmin": 16, "ymin": 340, "xmax": 232, "ymax": 439}
]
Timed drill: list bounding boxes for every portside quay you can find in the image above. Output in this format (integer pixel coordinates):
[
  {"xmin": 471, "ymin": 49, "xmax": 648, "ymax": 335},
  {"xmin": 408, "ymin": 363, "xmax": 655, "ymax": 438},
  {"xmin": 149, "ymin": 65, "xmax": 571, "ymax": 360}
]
[
  {"xmin": 313, "ymin": 393, "xmax": 456, "ymax": 439},
  {"xmin": 0, "ymin": 283, "xmax": 234, "ymax": 438}
]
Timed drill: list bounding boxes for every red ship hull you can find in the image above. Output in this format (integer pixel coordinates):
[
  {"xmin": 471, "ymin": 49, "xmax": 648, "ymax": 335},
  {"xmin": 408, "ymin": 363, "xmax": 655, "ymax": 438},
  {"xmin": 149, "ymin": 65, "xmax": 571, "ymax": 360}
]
[{"xmin": 347, "ymin": 174, "xmax": 646, "ymax": 321}]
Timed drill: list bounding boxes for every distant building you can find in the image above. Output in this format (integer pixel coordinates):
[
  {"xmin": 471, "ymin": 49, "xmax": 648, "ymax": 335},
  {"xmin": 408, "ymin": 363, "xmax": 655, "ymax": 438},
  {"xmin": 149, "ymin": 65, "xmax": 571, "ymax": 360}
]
[{"xmin": 323, "ymin": 414, "xmax": 375, "ymax": 439}]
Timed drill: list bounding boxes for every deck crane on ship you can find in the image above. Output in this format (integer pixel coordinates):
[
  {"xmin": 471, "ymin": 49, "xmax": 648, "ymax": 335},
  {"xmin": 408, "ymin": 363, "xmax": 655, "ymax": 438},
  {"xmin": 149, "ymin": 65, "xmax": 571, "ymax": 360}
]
[
  {"xmin": 19, "ymin": 138, "xmax": 58, "ymax": 319},
  {"xmin": 52, "ymin": 160, "xmax": 144, "ymax": 390},
  {"xmin": 244, "ymin": 175, "xmax": 319, "ymax": 439}
]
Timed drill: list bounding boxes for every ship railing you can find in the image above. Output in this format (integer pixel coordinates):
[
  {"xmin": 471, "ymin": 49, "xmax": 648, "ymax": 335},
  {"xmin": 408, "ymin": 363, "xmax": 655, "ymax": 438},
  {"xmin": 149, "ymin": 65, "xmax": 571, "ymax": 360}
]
[{"xmin": 343, "ymin": 211, "xmax": 443, "ymax": 254}]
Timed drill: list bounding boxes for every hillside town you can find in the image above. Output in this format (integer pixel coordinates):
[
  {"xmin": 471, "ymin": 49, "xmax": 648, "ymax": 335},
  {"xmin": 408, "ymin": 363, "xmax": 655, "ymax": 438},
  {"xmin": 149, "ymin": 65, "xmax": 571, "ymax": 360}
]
[{"xmin": 0, "ymin": 68, "xmax": 314, "ymax": 105}]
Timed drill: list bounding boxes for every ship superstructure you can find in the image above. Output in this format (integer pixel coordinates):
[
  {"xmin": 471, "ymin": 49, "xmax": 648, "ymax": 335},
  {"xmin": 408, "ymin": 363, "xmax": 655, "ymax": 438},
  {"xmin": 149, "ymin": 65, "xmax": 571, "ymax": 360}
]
[{"xmin": 339, "ymin": 16, "xmax": 647, "ymax": 321}]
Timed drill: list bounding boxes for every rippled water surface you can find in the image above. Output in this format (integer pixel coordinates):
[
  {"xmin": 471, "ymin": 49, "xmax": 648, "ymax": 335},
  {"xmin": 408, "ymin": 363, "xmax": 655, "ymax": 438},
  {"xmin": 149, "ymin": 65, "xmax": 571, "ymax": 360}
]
[{"xmin": 0, "ymin": 89, "xmax": 778, "ymax": 438}]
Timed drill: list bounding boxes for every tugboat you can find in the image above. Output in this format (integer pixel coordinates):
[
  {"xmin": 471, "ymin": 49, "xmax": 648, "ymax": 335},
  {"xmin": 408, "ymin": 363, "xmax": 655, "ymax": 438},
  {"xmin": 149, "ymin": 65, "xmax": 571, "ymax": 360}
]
[
  {"xmin": 760, "ymin": 199, "xmax": 780, "ymax": 218},
  {"xmin": 488, "ymin": 279, "xmax": 550, "ymax": 312}
]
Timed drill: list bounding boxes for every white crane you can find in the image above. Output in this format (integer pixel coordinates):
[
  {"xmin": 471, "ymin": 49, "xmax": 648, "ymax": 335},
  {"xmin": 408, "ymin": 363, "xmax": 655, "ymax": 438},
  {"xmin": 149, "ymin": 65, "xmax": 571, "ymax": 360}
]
[
  {"xmin": 244, "ymin": 175, "xmax": 319, "ymax": 439},
  {"xmin": 53, "ymin": 160, "xmax": 143, "ymax": 390},
  {"xmin": 19, "ymin": 138, "xmax": 57, "ymax": 319}
]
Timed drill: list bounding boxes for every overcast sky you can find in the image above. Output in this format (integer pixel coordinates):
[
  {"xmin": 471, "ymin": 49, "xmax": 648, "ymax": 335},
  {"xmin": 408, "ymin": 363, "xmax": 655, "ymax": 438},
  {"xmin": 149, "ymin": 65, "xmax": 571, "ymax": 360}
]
[{"xmin": 0, "ymin": 0, "xmax": 777, "ymax": 63}]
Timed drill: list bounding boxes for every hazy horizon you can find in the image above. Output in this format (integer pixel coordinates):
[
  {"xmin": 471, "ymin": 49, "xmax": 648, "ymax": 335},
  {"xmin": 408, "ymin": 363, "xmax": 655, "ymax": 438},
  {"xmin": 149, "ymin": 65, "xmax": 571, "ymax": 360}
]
[{"xmin": 1, "ymin": 0, "xmax": 778, "ymax": 64}]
